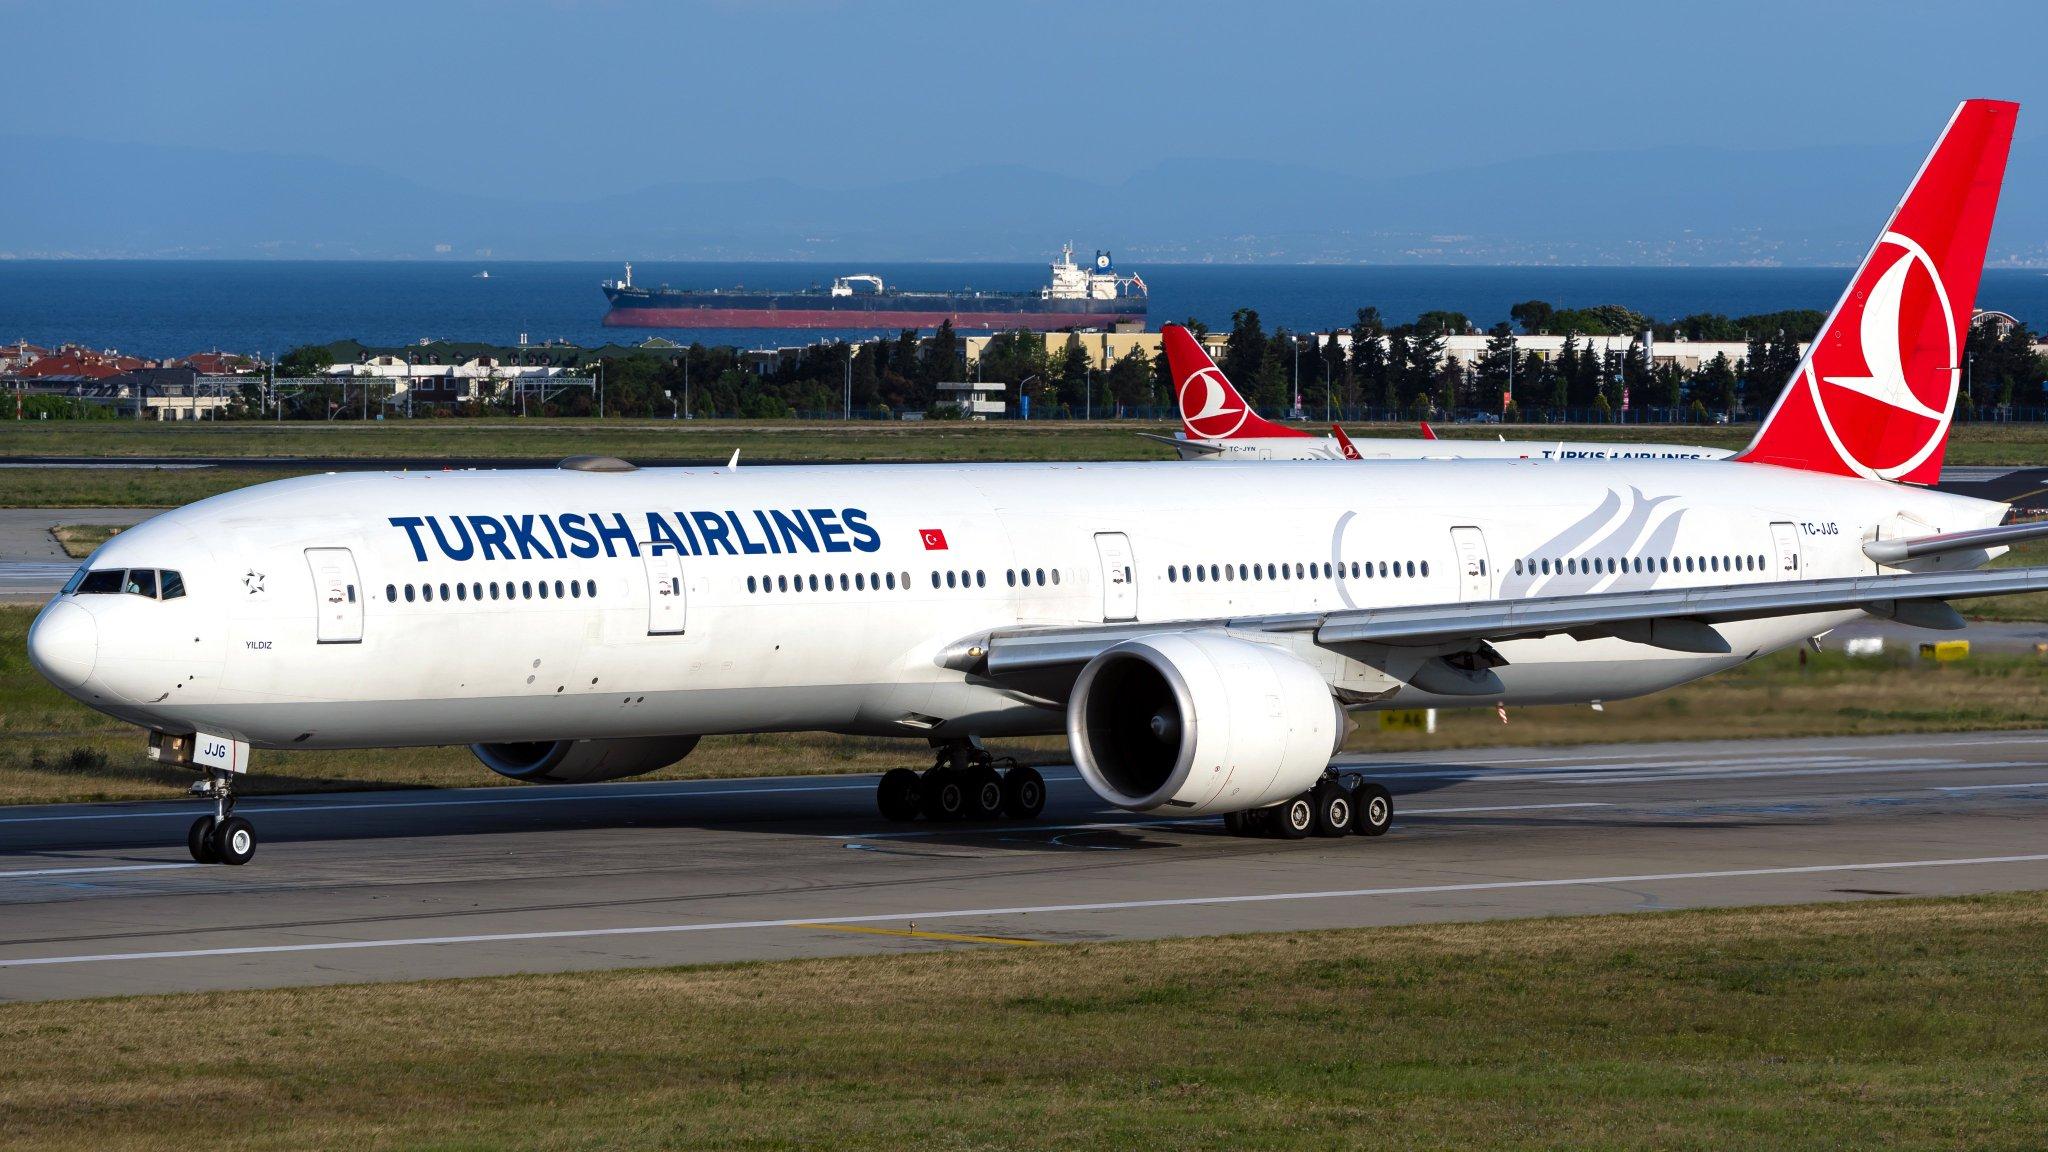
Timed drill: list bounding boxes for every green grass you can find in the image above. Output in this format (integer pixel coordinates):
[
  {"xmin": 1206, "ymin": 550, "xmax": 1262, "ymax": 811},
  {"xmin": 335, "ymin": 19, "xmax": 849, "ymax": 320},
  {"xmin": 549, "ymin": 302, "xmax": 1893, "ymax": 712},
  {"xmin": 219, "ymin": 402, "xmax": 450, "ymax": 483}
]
[
  {"xmin": 5, "ymin": 603, "xmax": 2048, "ymax": 805},
  {"xmin": 1959, "ymin": 536, "xmax": 2048, "ymax": 622},
  {"xmin": 3, "ymin": 893, "xmax": 2045, "ymax": 1149},
  {"xmin": 48, "ymin": 524, "xmax": 127, "ymax": 559}
]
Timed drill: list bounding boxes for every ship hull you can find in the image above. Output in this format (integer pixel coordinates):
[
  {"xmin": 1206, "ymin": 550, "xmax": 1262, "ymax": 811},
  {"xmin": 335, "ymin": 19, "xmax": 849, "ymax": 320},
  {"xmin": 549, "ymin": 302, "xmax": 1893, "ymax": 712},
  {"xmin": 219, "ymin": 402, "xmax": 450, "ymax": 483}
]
[
  {"xmin": 602, "ymin": 286, "xmax": 1146, "ymax": 331},
  {"xmin": 602, "ymin": 306, "xmax": 1143, "ymax": 331}
]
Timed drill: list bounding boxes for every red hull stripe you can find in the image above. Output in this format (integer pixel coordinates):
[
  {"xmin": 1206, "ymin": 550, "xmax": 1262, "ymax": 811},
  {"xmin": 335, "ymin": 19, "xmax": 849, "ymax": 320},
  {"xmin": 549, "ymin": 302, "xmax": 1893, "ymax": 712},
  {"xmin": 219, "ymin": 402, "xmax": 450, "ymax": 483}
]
[{"xmin": 604, "ymin": 309, "xmax": 1136, "ymax": 331}]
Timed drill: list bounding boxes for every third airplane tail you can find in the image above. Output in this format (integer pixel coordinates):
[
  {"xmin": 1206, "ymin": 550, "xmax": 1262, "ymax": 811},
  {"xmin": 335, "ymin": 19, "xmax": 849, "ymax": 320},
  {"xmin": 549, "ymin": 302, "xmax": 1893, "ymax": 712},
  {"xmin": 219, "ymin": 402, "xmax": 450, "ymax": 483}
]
[
  {"xmin": 1163, "ymin": 324, "xmax": 1310, "ymax": 441},
  {"xmin": 1739, "ymin": 98, "xmax": 2017, "ymax": 485}
]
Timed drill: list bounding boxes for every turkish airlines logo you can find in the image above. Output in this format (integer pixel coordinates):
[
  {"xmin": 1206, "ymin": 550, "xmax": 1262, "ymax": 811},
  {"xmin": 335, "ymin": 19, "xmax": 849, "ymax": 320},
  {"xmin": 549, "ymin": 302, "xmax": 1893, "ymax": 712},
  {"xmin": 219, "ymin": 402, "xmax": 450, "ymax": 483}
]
[
  {"xmin": 920, "ymin": 528, "xmax": 948, "ymax": 551},
  {"xmin": 1179, "ymin": 366, "xmax": 1250, "ymax": 439},
  {"xmin": 1806, "ymin": 230, "xmax": 1959, "ymax": 480}
]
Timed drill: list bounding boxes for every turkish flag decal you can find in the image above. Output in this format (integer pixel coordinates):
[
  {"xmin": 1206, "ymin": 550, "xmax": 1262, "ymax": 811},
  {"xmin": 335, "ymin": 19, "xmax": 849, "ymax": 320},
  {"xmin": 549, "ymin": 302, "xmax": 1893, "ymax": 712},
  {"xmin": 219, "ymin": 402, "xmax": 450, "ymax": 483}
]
[{"xmin": 920, "ymin": 528, "xmax": 949, "ymax": 550}]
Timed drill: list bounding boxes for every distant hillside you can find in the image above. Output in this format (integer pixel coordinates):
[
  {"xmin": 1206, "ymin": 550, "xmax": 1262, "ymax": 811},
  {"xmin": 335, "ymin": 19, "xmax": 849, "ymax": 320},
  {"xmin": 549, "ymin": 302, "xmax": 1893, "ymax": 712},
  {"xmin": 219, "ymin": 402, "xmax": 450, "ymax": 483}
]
[{"xmin": 4, "ymin": 134, "xmax": 2044, "ymax": 265}]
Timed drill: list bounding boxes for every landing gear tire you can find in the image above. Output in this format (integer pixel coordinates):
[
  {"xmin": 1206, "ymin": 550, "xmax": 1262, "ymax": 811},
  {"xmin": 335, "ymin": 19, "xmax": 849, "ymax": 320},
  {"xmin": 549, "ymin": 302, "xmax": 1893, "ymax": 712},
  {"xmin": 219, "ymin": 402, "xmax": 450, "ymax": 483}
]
[
  {"xmin": 1001, "ymin": 765, "xmax": 1046, "ymax": 820},
  {"xmin": 1222, "ymin": 810, "xmax": 1246, "ymax": 836},
  {"xmin": 187, "ymin": 816, "xmax": 218, "ymax": 864},
  {"xmin": 213, "ymin": 816, "xmax": 256, "ymax": 866},
  {"xmin": 921, "ymin": 768, "xmax": 969, "ymax": 822},
  {"xmin": 1351, "ymin": 783, "xmax": 1393, "ymax": 837},
  {"xmin": 1273, "ymin": 794, "xmax": 1315, "ymax": 840},
  {"xmin": 965, "ymin": 766, "xmax": 1006, "ymax": 821},
  {"xmin": 877, "ymin": 768, "xmax": 922, "ymax": 822},
  {"xmin": 1311, "ymin": 781, "xmax": 1354, "ymax": 838}
]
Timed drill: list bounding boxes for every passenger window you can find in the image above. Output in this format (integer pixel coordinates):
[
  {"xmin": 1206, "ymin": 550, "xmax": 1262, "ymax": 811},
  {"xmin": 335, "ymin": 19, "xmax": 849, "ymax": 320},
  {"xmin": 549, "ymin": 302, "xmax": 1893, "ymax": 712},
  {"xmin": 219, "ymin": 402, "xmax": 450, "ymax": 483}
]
[
  {"xmin": 804, "ymin": 575, "xmax": 816, "ymax": 593},
  {"xmin": 1051, "ymin": 570, "xmax": 1061, "ymax": 585},
  {"xmin": 456, "ymin": 583, "xmax": 467, "ymax": 601},
  {"xmin": 554, "ymin": 580, "xmax": 565, "ymax": 598},
  {"xmin": 857, "ymin": 573, "xmax": 867, "ymax": 590},
  {"xmin": 125, "ymin": 569, "xmax": 157, "ymax": 598},
  {"xmin": 405, "ymin": 584, "xmax": 416, "ymax": 602},
  {"xmin": 1165, "ymin": 568, "xmax": 1174, "ymax": 584},
  {"xmin": 423, "ymin": 584, "xmax": 435, "ymax": 603},
  {"xmin": 586, "ymin": 580, "xmax": 596, "ymax": 597},
  {"xmin": 1418, "ymin": 561, "xmax": 1428, "ymax": 578},
  {"xmin": 490, "ymin": 582, "xmax": 501, "ymax": 600},
  {"xmin": 1040, "ymin": 568, "xmax": 1050, "ymax": 586},
  {"xmin": 571, "ymin": 580, "xmax": 581, "ymax": 599},
  {"xmin": 160, "ymin": 570, "xmax": 185, "ymax": 600},
  {"xmin": 975, "ymin": 570, "xmax": 985, "ymax": 588},
  {"xmin": 519, "ymin": 580, "xmax": 530, "ymax": 598},
  {"xmin": 438, "ymin": 582, "xmax": 450, "ymax": 601},
  {"xmin": 386, "ymin": 583, "xmax": 398, "ymax": 602}
]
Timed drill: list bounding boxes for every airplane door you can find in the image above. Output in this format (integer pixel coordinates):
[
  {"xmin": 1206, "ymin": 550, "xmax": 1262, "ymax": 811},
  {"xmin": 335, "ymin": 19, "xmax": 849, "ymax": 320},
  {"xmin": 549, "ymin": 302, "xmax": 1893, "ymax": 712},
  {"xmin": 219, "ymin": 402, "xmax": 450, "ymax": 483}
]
[
  {"xmin": 1449, "ymin": 526, "xmax": 1491, "ymax": 601},
  {"xmin": 1769, "ymin": 522, "xmax": 1803, "ymax": 579},
  {"xmin": 643, "ymin": 551, "xmax": 686, "ymax": 635},
  {"xmin": 1093, "ymin": 532, "xmax": 1137, "ymax": 622},
  {"xmin": 305, "ymin": 547, "xmax": 363, "ymax": 644}
]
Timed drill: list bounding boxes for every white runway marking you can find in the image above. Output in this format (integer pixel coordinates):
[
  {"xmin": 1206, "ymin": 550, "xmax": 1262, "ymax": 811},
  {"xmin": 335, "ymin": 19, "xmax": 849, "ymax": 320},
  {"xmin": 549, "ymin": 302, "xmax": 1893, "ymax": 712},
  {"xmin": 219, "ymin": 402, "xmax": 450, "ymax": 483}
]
[
  {"xmin": 832, "ymin": 801, "xmax": 1613, "ymax": 842},
  {"xmin": 0, "ymin": 862, "xmax": 201, "ymax": 879},
  {"xmin": 5, "ymin": 852, "xmax": 2044, "ymax": 969},
  {"xmin": 0, "ymin": 781, "xmax": 885, "ymax": 825},
  {"xmin": 1933, "ymin": 781, "xmax": 2048, "ymax": 792}
]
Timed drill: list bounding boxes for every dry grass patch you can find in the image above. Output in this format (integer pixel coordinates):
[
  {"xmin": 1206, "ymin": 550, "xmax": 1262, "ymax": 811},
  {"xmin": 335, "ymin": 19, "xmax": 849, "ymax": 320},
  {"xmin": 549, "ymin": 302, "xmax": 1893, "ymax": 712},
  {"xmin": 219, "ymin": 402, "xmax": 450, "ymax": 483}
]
[
  {"xmin": 48, "ymin": 523, "xmax": 125, "ymax": 559},
  {"xmin": 2, "ymin": 894, "xmax": 2045, "ymax": 1149}
]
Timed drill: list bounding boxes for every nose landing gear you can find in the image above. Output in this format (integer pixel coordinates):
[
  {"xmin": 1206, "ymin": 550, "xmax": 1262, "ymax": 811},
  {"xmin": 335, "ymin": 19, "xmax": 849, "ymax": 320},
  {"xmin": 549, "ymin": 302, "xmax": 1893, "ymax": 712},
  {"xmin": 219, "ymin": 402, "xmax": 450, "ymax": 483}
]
[
  {"xmin": 875, "ymin": 737, "xmax": 1046, "ymax": 824},
  {"xmin": 186, "ymin": 768, "xmax": 256, "ymax": 865}
]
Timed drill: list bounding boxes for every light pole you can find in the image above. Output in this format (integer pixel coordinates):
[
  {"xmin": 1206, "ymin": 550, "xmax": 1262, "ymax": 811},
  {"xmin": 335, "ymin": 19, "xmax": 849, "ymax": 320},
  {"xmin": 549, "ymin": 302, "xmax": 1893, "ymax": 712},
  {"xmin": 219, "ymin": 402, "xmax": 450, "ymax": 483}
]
[
  {"xmin": 1018, "ymin": 373, "xmax": 1039, "ymax": 421},
  {"xmin": 1291, "ymin": 336, "xmax": 1301, "ymax": 419},
  {"xmin": 843, "ymin": 347, "xmax": 852, "ymax": 421},
  {"xmin": 1085, "ymin": 368, "xmax": 1092, "ymax": 422}
]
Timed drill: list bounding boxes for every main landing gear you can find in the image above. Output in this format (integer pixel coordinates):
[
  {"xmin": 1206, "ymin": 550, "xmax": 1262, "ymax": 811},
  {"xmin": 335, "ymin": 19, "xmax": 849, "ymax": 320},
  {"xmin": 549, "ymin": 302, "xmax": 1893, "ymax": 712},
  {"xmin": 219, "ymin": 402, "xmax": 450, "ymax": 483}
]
[
  {"xmin": 186, "ymin": 768, "xmax": 256, "ymax": 866},
  {"xmin": 1222, "ymin": 772, "xmax": 1393, "ymax": 840},
  {"xmin": 876, "ymin": 737, "xmax": 1046, "ymax": 824}
]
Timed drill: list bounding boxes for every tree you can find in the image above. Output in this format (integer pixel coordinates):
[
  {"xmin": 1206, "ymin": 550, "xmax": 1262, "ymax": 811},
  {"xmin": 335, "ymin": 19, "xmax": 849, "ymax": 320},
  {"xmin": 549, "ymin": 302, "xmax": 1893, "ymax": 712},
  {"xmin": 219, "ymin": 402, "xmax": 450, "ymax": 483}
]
[
  {"xmin": 1510, "ymin": 300, "xmax": 1555, "ymax": 334},
  {"xmin": 1222, "ymin": 309, "xmax": 1268, "ymax": 396},
  {"xmin": 1698, "ymin": 351, "xmax": 1738, "ymax": 415},
  {"xmin": 1106, "ymin": 345, "xmax": 1154, "ymax": 411},
  {"xmin": 1476, "ymin": 322, "xmax": 1518, "ymax": 412},
  {"xmin": 1413, "ymin": 310, "xmax": 1471, "ymax": 336},
  {"xmin": 1348, "ymin": 308, "xmax": 1388, "ymax": 411}
]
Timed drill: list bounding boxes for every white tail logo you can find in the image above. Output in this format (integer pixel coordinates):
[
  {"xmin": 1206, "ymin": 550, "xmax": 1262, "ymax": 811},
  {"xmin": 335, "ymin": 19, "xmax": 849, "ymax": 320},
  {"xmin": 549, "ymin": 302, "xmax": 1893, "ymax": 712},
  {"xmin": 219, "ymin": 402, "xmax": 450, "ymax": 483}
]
[
  {"xmin": 1820, "ymin": 240, "xmax": 1948, "ymax": 421},
  {"xmin": 1180, "ymin": 367, "xmax": 1250, "ymax": 438}
]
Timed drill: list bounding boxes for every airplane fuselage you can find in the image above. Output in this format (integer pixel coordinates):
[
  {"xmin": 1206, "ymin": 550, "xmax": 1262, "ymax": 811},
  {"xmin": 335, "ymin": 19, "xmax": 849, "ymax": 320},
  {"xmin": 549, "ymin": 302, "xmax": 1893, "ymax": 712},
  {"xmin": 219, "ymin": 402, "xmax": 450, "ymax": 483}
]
[{"xmin": 31, "ymin": 458, "xmax": 1999, "ymax": 752}]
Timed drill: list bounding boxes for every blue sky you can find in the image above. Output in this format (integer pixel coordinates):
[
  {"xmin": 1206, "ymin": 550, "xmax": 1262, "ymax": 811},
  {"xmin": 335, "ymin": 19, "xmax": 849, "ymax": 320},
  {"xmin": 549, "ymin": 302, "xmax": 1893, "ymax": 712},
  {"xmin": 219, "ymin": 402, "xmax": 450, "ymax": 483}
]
[{"xmin": 6, "ymin": 0, "xmax": 2043, "ymax": 198}]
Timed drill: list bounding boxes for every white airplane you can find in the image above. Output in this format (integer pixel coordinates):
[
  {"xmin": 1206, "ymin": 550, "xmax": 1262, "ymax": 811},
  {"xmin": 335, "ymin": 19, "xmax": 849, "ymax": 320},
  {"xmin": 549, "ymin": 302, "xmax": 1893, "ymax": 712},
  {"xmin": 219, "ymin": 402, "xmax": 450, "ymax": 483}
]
[
  {"xmin": 1155, "ymin": 325, "xmax": 1732, "ymax": 462},
  {"xmin": 28, "ymin": 99, "xmax": 2041, "ymax": 868}
]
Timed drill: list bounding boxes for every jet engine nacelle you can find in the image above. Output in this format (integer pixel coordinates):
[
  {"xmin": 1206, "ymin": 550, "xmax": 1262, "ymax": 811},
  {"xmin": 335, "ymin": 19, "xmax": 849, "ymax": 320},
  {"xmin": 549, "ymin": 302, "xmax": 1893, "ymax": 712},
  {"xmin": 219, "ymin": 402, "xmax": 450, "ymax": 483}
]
[
  {"xmin": 470, "ymin": 735, "xmax": 702, "ymax": 784},
  {"xmin": 1067, "ymin": 632, "xmax": 1343, "ymax": 816}
]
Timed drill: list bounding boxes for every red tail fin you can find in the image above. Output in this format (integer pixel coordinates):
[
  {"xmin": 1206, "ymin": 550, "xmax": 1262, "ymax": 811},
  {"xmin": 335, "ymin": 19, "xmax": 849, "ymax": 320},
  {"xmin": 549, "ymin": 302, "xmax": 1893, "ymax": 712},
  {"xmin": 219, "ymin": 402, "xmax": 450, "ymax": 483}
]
[
  {"xmin": 1162, "ymin": 324, "xmax": 1308, "ymax": 440},
  {"xmin": 1418, "ymin": 420, "xmax": 1438, "ymax": 440},
  {"xmin": 1739, "ymin": 99, "xmax": 2016, "ymax": 483},
  {"xmin": 1332, "ymin": 424, "xmax": 1362, "ymax": 459}
]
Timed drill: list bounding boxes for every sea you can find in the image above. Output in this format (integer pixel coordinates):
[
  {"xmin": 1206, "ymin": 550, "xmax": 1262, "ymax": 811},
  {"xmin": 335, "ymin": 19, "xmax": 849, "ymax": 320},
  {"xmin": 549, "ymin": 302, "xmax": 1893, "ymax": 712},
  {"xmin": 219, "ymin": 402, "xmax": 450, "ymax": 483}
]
[{"xmin": 3, "ymin": 260, "xmax": 2046, "ymax": 360}]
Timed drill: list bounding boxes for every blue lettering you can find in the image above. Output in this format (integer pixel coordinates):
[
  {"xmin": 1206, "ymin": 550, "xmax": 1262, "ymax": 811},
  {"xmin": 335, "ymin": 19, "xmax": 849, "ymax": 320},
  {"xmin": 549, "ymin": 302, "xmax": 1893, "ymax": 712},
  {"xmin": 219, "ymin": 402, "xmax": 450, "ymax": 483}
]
[
  {"xmin": 389, "ymin": 516, "xmax": 429, "ymax": 562},
  {"xmin": 427, "ymin": 515, "xmax": 475, "ymax": 562},
  {"xmin": 506, "ymin": 514, "xmax": 554, "ymax": 560},
  {"xmin": 675, "ymin": 512, "xmax": 701, "ymax": 556},
  {"xmin": 771, "ymin": 509, "xmax": 816, "ymax": 554},
  {"xmin": 752, "ymin": 510, "xmax": 783, "ymax": 554},
  {"xmin": 559, "ymin": 513, "xmax": 600, "ymax": 559},
  {"xmin": 592, "ymin": 512, "xmax": 639, "ymax": 558},
  {"xmin": 645, "ymin": 511, "xmax": 686, "ymax": 556},
  {"xmin": 844, "ymin": 508, "xmax": 881, "ymax": 553},
  {"xmin": 810, "ymin": 508, "xmax": 850, "ymax": 553},
  {"xmin": 726, "ymin": 511, "xmax": 769, "ymax": 556},
  {"xmin": 692, "ymin": 511, "xmax": 735, "ymax": 555},
  {"xmin": 469, "ymin": 515, "xmax": 513, "ymax": 561},
  {"xmin": 541, "ymin": 514, "xmax": 567, "ymax": 558}
]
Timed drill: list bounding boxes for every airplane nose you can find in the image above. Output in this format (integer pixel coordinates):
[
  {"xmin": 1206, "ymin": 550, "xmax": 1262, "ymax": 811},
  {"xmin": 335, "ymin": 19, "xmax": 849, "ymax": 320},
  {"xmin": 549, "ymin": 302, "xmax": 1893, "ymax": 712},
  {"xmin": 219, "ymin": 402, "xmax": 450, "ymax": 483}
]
[{"xmin": 27, "ymin": 600, "xmax": 97, "ymax": 692}]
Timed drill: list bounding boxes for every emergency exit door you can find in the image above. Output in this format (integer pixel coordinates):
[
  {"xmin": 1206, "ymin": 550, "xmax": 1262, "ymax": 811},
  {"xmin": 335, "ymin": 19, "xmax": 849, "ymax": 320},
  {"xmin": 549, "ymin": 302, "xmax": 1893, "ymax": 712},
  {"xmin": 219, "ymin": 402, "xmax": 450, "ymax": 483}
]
[
  {"xmin": 643, "ymin": 551, "xmax": 687, "ymax": 634},
  {"xmin": 1769, "ymin": 522, "xmax": 1803, "ymax": 579},
  {"xmin": 1093, "ymin": 532, "xmax": 1137, "ymax": 622},
  {"xmin": 304, "ymin": 548, "xmax": 363, "ymax": 644},
  {"xmin": 1449, "ymin": 526, "xmax": 1491, "ymax": 601}
]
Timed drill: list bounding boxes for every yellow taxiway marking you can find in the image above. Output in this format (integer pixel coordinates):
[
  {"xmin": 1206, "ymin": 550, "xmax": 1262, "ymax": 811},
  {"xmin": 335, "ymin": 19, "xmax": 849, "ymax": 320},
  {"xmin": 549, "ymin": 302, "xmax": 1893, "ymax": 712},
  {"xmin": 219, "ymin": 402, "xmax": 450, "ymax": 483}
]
[{"xmin": 797, "ymin": 922, "xmax": 1052, "ymax": 947}]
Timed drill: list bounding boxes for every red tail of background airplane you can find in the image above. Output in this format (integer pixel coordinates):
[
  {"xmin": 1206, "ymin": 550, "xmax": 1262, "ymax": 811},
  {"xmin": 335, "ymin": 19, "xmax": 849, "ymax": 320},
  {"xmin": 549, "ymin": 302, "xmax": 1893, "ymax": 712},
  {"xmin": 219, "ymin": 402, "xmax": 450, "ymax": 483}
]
[{"xmin": 1162, "ymin": 324, "xmax": 1309, "ymax": 440}]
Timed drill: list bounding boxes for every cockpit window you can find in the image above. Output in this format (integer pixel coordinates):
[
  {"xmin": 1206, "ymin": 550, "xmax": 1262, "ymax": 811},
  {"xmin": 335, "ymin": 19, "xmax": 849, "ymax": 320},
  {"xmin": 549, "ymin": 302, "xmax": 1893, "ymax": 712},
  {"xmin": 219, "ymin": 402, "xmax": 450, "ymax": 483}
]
[
  {"xmin": 62, "ymin": 567, "xmax": 88, "ymax": 595},
  {"xmin": 72, "ymin": 568, "xmax": 183, "ymax": 599}
]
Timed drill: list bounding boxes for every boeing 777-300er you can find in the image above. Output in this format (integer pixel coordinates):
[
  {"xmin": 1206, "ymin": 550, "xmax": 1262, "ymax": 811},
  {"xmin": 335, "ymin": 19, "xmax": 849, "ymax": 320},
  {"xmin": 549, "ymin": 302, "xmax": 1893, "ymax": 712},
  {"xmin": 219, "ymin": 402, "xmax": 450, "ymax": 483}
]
[
  {"xmin": 1156, "ymin": 326, "xmax": 1733, "ymax": 462},
  {"xmin": 27, "ymin": 100, "xmax": 2042, "ymax": 866}
]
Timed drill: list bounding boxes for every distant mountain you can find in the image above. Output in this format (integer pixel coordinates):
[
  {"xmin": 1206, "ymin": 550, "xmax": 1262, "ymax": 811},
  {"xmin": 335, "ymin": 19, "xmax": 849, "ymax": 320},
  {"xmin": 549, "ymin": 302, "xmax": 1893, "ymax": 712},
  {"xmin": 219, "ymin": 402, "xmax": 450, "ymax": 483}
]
[{"xmin": 4, "ymin": 134, "xmax": 2043, "ymax": 265}]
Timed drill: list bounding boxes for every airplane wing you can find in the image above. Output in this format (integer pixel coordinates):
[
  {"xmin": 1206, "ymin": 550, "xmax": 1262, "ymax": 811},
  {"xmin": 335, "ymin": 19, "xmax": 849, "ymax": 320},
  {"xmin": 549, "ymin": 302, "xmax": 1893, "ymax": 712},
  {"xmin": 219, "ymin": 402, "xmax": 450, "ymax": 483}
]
[
  {"xmin": 1134, "ymin": 432, "xmax": 1224, "ymax": 456},
  {"xmin": 943, "ymin": 565, "xmax": 2048, "ymax": 690}
]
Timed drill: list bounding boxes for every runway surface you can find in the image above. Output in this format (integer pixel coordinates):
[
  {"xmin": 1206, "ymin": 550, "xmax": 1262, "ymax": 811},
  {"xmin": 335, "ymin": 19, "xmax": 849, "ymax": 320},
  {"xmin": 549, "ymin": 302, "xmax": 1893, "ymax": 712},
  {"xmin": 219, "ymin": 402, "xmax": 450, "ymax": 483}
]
[{"xmin": 2, "ymin": 729, "xmax": 2046, "ymax": 1002}]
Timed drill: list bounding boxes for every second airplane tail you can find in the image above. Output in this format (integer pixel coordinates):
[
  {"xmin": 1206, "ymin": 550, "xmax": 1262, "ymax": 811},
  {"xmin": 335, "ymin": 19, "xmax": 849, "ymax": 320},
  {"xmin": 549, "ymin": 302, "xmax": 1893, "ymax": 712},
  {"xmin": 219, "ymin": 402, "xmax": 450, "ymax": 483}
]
[{"xmin": 1162, "ymin": 324, "xmax": 1309, "ymax": 441}]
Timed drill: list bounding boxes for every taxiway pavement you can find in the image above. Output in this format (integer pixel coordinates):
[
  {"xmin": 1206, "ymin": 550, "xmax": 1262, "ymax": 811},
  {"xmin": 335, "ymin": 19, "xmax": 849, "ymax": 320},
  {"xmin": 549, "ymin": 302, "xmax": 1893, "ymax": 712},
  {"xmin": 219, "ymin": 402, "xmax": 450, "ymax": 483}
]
[{"xmin": 2, "ymin": 729, "xmax": 2046, "ymax": 1001}]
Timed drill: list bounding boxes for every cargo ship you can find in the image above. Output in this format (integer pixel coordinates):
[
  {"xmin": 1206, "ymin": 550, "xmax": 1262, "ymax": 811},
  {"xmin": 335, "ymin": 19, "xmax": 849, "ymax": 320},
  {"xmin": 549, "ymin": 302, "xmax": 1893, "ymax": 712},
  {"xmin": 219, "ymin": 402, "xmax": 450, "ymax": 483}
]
[{"xmin": 600, "ymin": 244, "xmax": 1148, "ymax": 331}]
